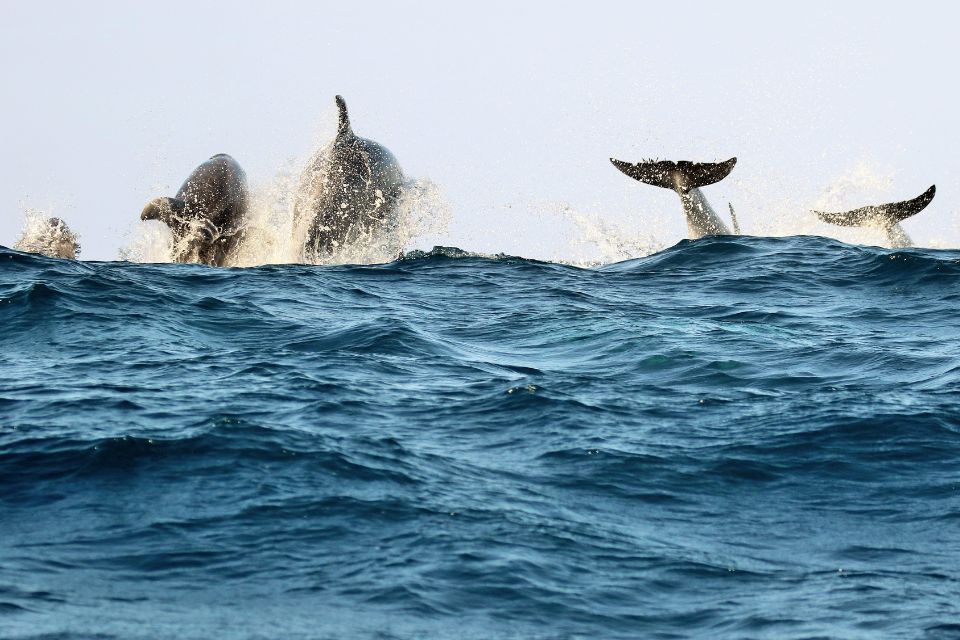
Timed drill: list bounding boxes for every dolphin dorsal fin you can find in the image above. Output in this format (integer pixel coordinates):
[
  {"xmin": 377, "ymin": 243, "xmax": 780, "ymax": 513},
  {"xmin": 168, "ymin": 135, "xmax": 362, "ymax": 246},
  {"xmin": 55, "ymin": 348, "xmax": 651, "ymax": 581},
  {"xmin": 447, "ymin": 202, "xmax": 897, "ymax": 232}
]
[
  {"xmin": 335, "ymin": 95, "xmax": 353, "ymax": 139},
  {"xmin": 728, "ymin": 203, "xmax": 741, "ymax": 234}
]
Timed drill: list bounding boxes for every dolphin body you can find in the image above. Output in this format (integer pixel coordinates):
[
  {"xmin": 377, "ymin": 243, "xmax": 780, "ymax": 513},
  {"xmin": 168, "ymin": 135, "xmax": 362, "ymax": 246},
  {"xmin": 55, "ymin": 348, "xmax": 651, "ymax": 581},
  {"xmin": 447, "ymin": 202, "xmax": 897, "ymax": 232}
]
[
  {"xmin": 293, "ymin": 96, "xmax": 405, "ymax": 261},
  {"xmin": 812, "ymin": 185, "xmax": 936, "ymax": 249},
  {"xmin": 610, "ymin": 157, "xmax": 738, "ymax": 239},
  {"xmin": 140, "ymin": 154, "xmax": 249, "ymax": 266}
]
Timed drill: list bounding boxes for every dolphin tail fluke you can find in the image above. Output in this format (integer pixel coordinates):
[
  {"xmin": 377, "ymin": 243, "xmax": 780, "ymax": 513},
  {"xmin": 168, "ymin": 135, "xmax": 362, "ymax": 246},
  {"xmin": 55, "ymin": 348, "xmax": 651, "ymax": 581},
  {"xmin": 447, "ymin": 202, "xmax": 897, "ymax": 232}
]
[
  {"xmin": 335, "ymin": 95, "xmax": 353, "ymax": 138},
  {"xmin": 814, "ymin": 185, "xmax": 936, "ymax": 228},
  {"xmin": 610, "ymin": 157, "xmax": 737, "ymax": 193}
]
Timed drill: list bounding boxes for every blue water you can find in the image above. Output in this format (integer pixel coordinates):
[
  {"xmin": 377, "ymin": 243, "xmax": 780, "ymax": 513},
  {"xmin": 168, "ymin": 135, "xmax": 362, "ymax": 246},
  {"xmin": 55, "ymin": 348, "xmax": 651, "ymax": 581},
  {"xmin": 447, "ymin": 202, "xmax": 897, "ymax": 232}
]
[{"xmin": 2, "ymin": 236, "xmax": 959, "ymax": 639}]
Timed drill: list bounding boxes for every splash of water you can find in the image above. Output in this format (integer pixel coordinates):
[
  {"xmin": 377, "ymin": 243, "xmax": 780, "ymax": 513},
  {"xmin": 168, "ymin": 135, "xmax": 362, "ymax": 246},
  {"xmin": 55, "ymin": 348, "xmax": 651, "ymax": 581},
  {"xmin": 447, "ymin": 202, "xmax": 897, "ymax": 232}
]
[
  {"xmin": 14, "ymin": 210, "xmax": 81, "ymax": 259},
  {"xmin": 119, "ymin": 220, "xmax": 174, "ymax": 263},
  {"xmin": 812, "ymin": 162, "xmax": 895, "ymax": 211},
  {"xmin": 229, "ymin": 160, "xmax": 301, "ymax": 266},
  {"xmin": 231, "ymin": 172, "xmax": 452, "ymax": 267},
  {"xmin": 558, "ymin": 203, "xmax": 668, "ymax": 265}
]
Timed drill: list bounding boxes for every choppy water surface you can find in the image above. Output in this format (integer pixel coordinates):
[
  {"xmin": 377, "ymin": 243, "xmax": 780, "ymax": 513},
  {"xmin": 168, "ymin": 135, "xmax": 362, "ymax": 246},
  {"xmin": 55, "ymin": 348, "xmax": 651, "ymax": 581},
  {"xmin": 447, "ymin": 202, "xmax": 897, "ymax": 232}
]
[{"xmin": 1, "ymin": 236, "xmax": 959, "ymax": 639}]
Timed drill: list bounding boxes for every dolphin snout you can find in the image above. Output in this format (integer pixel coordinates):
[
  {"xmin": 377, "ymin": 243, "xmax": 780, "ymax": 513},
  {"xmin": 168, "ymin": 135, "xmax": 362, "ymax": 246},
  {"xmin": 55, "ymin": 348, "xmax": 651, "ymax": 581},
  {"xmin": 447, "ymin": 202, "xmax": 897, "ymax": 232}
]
[{"xmin": 141, "ymin": 200, "xmax": 160, "ymax": 221}]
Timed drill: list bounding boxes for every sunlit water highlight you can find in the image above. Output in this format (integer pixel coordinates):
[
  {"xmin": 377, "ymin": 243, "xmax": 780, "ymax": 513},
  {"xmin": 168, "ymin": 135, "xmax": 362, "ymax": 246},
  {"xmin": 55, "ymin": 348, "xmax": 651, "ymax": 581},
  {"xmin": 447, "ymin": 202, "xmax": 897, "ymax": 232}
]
[{"xmin": 2, "ymin": 235, "xmax": 959, "ymax": 639}]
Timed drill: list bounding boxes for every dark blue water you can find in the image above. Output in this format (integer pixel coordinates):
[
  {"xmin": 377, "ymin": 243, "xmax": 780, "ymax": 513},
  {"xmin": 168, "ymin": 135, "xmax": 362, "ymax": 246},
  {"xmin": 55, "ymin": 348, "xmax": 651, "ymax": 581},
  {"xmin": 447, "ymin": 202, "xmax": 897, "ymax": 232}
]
[{"xmin": 2, "ymin": 236, "xmax": 959, "ymax": 639}]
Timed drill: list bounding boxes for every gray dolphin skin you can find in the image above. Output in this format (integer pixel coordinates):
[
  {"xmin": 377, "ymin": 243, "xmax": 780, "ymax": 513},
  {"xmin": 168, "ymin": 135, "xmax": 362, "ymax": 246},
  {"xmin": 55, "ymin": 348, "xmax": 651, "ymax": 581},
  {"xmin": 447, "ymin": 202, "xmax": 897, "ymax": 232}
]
[
  {"xmin": 294, "ymin": 95, "xmax": 405, "ymax": 260},
  {"xmin": 14, "ymin": 217, "xmax": 80, "ymax": 259},
  {"xmin": 813, "ymin": 185, "xmax": 936, "ymax": 249},
  {"xmin": 140, "ymin": 154, "xmax": 249, "ymax": 266},
  {"xmin": 610, "ymin": 157, "xmax": 738, "ymax": 239}
]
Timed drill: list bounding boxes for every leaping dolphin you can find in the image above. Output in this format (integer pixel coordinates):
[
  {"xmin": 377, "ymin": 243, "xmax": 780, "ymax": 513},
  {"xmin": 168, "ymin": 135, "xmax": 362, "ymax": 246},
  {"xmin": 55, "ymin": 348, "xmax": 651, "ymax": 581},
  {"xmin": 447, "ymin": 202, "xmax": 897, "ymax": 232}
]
[
  {"xmin": 140, "ymin": 153, "xmax": 249, "ymax": 266},
  {"xmin": 610, "ymin": 157, "xmax": 738, "ymax": 239},
  {"xmin": 293, "ymin": 95, "xmax": 406, "ymax": 261},
  {"xmin": 812, "ymin": 185, "xmax": 936, "ymax": 249}
]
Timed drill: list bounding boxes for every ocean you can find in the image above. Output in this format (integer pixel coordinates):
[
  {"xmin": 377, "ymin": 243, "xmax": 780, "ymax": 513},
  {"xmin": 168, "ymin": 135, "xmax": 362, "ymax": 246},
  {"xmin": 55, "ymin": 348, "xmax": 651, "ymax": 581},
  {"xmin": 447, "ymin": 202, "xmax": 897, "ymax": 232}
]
[{"xmin": 1, "ymin": 235, "xmax": 959, "ymax": 639}]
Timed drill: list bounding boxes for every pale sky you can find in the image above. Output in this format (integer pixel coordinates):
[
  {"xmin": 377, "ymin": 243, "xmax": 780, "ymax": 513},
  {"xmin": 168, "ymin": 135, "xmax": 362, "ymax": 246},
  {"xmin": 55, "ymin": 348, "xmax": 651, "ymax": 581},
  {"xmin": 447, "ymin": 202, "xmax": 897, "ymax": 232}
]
[{"xmin": 2, "ymin": 1, "xmax": 957, "ymax": 261}]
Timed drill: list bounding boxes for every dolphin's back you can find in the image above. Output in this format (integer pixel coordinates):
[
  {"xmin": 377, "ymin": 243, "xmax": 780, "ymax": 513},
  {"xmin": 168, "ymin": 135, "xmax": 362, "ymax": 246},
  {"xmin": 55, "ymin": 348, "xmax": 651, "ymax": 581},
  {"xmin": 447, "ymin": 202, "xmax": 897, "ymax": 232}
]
[
  {"xmin": 294, "ymin": 97, "xmax": 405, "ymax": 259},
  {"xmin": 175, "ymin": 154, "xmax": 249, "ymax": 232}
]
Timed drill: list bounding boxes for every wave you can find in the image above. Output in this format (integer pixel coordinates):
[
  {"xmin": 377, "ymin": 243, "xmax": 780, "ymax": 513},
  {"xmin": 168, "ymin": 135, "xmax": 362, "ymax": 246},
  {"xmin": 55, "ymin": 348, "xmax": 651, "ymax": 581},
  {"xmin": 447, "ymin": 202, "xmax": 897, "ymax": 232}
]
[{"xmin": 3, "ymin": 233, "xmax": 960, "ymax": 638}]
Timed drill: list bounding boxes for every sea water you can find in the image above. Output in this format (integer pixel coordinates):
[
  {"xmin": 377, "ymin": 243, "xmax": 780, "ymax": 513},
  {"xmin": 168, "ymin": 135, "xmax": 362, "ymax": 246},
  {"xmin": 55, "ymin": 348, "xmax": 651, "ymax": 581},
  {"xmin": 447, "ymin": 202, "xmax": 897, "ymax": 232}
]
[{"xmin": 1, "ymin": 236, "xmax": 959, "ymax": 639}]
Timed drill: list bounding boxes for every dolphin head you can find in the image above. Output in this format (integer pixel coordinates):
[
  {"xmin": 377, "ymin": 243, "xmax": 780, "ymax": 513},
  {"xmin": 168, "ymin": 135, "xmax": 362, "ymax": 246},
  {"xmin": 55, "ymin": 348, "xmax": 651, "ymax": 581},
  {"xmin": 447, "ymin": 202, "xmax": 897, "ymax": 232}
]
[{"xmin": 141, "ymin": 197, "xmax": 186, "ymax": 224}]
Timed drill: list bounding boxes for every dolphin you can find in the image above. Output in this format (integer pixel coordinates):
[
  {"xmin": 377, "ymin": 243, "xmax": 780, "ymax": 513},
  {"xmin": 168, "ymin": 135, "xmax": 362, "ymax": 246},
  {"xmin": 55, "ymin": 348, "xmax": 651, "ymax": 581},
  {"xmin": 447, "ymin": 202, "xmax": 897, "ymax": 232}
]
[
  {"xmin": 610, "ymin": 157, "xmax": 738, "ymax": 239},
  {"xmin": 812, "ymin": 185, "xmax": 936, "ymax": 249},
  {"xmin": 14, "ymin": 217, "xmax": 80, "ymax": 259},
  {"xmin": 612, "ymin": 156, "xmax": 936, "ymax": 248},
  {"xmin": 140, "ymin": 153, "xmax": 249, "ymax": 267},
  {"xmin": 293, "ymin": 95, "xmax": 405, "ymax": 261}
]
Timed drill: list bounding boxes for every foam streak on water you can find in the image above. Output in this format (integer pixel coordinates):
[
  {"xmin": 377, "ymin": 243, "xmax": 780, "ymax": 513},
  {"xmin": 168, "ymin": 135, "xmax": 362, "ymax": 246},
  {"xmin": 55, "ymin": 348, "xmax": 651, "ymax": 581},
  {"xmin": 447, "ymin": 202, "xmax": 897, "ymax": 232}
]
[{"xmin": 2, "ymin": 236, "xmax": 960, "ymax": 639}]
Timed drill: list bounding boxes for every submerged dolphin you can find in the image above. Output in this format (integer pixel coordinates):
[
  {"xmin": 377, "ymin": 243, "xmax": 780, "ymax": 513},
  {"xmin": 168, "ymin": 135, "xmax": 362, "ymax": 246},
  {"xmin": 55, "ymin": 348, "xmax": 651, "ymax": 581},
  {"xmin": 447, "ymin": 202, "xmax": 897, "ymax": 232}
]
[
  {"xmin": 812, "ymin": 185, "xmax": 936, "ymax": 249},
  {"xmin": 14, "ymin": 217, "xmax": 80, "ymax": 259},
  {"xmin": 293, "ymin": 95, "xmax": 405, "ymax": 261},
  {"xmin": 610, "ymin": 157, "xmax": 738, "ymax": 239},
  {"xmin": 140, "ymin": 154, "xmax": 249, "ymax": 267}
]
